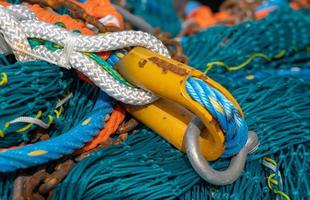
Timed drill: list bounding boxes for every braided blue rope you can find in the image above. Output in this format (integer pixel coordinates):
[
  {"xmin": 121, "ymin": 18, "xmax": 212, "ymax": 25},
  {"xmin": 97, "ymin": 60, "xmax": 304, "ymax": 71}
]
[
  {"xmin": 0, "ymin": 92, "xmax": 113, "ymax": 172},
  {"xmin": 186, "ymin": 77, "xmax": 248, "ymax": 157}
]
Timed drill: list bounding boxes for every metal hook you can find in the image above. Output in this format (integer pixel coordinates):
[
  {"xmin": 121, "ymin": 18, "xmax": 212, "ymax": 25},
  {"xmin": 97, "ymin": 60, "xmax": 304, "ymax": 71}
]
[{"xmin": 185, "ymin": 116, "xmax": 259, "ymax": 185}]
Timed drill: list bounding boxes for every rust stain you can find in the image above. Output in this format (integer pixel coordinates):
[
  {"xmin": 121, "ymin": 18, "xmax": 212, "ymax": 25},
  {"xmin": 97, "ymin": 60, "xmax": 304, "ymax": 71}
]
[
  {"xmin": 148, "ymin": 56, "xmax": 189, "ymax": 76},
  {"xmin": 139, "ymin": 59, "xmax": 147, "ymax": 68},
  {"xmin": 198, "ymin": 74, "xmax": 208, "ymax": 81},
  {"xmin": 118, "ymin": 118, "xmax": 139, "ymax": 134}
]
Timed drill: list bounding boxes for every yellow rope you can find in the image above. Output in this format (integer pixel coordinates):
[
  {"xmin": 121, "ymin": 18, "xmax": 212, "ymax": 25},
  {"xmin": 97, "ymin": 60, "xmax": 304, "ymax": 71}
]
[
  {"xmin": 263, "ymin": 157, "xmax": 277, "ymax": 166},
  {"xmin": 263, "ymin": 157, "xmax": 291, "ymax": 200},
  {"xmin": 204, "ymin": 51, "xmax": 284, "ymax": 73},
  {"xmin": 54, "ymin": 106, "xmax": 63, "ymax": 118},
  {"xmin": 0, "ymin": 130, "xmax": 4, "ymax": 138},
  {"xmin": 47, "ymin": 115, "xmax": 54, "ymax": 126},
  {"xmin": 267, "ymin": 173, "xmax": 291, "ymax": 200},
  {"xmin": 0, "ymin": 72, "xmax": 8, "ymax": 86}
]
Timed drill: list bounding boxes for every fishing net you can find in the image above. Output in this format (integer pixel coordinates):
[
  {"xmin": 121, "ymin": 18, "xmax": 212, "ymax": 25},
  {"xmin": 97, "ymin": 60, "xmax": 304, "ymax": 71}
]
[
  {"xmin": 0, "ymin": 53, "xmax": 101, "ymax": 199},
  {"xmin": 52, "ymin": 129, "xmax": 200, "ymax": 200},
  {"xmin": 0, "ymin": 172, "xmax": 15, "ymax": 200},
  {"xmin": 181, "ymin": 7, "xmax": 310, "ymax": 73},
  {"xmin": 180, "ymin": 7, "xmax": 310, "ymax": 199},
  {"xmin": 0, "ymin": 51, "xmax": 102, "ymax": 145},
  {"xmin": 48, "ymin": 81, "xmax": 100, "ymax": 138},
  {"xmin": 0, "ymin": 1, "xmax": 309, "ymax": 200},
  {"xmin": 50, "ymin": 6, "xmax": 309, "ymax": 200},
  {"xmin": 125, "ymin": 0, "xmax": 181, "ymax": 36},
  {"xmin": 0, "ymin": 56, "xmax": 72, "ymax": 148},
  {"xmin": 180, "ymin": 160, "xmax": 273, "ymax": 200},
  {"xmin": 52, "ymin": 72, "xmax": 309, "ymax": 199},
  {"xmin": 181, "ymin": 143, "xmax": 309, "ymax": 200}
]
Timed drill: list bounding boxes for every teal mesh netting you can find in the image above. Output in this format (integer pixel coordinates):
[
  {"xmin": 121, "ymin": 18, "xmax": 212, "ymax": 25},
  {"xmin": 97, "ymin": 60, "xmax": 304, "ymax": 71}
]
[
  {"xmin": 180, "ymin": 7, "xmax": 310, "ymax": 199},
  {"xmin": 0, "ymin": 3, "xmax": 309, "ymax": 200},
  {"xmin": 52, "ymin": 129, "xmax": 200, "ymax": 200},
  {"xmin": 48, "ymin": 80, "xmax": 100, "ymax": 138},
  {"xmin": 125, "ymin": 0, "xmax": 181, "ymax": 36},
  {"xmin": 181, "ymin": 7, "xmax": 310, "ymax": 73},
  {"xmin": 52, "ymin": 71, "xmax": 309, "ymax": 199},
  {"xmin": 181, "ymin": 143, "xmax": 309, "ymax": 200},
  {"xmin": 0, "ymin": 53, "xmax": 100, "ymax": 200},
  {"xmin": 0, "ymin": 172, "xmax": 15, "ymax": 200},
  {"xmin": 0, "ymin": 51, "xmax": 101, "ymax": 147},
  {"xmin": 51, "ymin": 7, "xmax": 309, "ymax": 200},
  {"xmin": 0, "ymin": 55, "xmax": 72, "ymax": 148}
]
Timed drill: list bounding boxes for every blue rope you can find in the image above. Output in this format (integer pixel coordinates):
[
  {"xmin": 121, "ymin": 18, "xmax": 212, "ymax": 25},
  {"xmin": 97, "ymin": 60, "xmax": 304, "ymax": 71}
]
[
  {"xmin": 107, "ymin": 52, "xmax": 122, "ymax": 66},
  {"xmin": 0, "ymin": 92, "xmax": 113, "ymax": 172},
  {"xmin": 185, "ymin": 77, "xmax": 248, "ymax": 157}
]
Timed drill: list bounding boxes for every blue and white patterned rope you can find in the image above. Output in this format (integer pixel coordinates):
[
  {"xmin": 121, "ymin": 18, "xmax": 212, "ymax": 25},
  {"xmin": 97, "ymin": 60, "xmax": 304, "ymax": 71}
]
[
  {"xmin": 0, "ymin": 92, "xmax": 113, "ymax": 172},
  {"xmin": 186, "ymin": 77, "xmax": 248, "ymax": 157}
]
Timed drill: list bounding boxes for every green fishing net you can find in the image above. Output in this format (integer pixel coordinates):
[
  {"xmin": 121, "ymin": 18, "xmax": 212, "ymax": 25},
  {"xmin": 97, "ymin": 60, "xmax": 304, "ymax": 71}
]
[{"xmin": 180, "ymin": 7, "xmax": 310, "ymax": 199}]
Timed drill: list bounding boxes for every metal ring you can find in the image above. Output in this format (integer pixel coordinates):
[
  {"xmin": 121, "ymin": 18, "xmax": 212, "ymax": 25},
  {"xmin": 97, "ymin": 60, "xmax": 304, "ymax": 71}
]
[{"xmin": 184, "ymin": 116, "xmax": 259, "ymax": 185}]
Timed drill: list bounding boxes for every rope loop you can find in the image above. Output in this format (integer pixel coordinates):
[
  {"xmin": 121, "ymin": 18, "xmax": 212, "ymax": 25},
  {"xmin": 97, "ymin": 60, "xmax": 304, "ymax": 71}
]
[{"xmin": 0, "ymin": 4, "xmax": 168, "ymax": 105}]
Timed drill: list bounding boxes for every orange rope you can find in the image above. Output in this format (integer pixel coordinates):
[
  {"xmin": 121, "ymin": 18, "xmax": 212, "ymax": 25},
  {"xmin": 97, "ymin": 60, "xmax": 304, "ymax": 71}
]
[
  {"xmin": 183, "ymin": 5, "xmax": 235, "ymax": 35},
  {"xmin": 0, "ymin": 0, "xmax": 10, "ymax": 6},
  {"xmin": 0, "ymin": 0, "xmax": 123, "ymax": 33},
  {"xmin": 0, "ymin": 1, "xmax": 94, "ymax": 35},
  {"xmin": 75, "ymin": 105, "xmax": 126, "ymax": 154},
  {"xmin": 72, "ymin": 0, "xmax": 124, "ymax": 29},
  {"xmin": 29, "ymin": 3, "xmax": 94, "ymax": 35}
]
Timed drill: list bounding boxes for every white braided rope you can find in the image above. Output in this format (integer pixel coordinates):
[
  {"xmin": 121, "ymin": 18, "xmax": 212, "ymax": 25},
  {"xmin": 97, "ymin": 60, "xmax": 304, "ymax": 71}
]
[
  {"xmin": 0, "ymin": 6, "xmax": 33, "ymax": 61},
  {"xmin": 20, "ymin": 20, "xmax": 169, "ymax": 56},
  {"xmin": 9, "ymin": 116, "xmax": 50, "ymax": 129},
  {"xmin": 32, "ymin": 45, "xmax": 157, "ymax": 104},
  {"xmin": 7, "ymin": 4, "xmax": 38, "ymax": 20},
  {"xmin": 0, "ymin": 5, "xmax": 168, "ymax": 105},
  {"xmin": 9, "ymin": 92, "xmax": 73, "ymax": 129}
]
